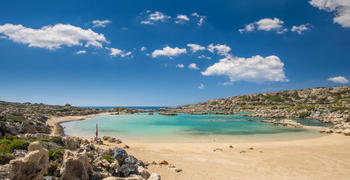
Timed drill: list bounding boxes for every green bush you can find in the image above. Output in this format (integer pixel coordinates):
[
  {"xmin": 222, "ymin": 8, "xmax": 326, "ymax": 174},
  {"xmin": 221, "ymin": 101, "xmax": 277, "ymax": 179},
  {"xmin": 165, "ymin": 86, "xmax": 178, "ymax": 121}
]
[
  {"xmin": 48, "ymin": 146, "xmax": 66, "ymax": 161},
  {"xmin": 102, "ymin": 155, "xmax": 115, "ymax": 163},
  {"xmin": 6, "ymin": 115, "xmax": 27, "ymax": 122},
  {"xmin": 0, "ymin": 138, "xmax": 28, "ymax": 154},
  {"xmin": 40, "ymin": 136, "xmax": 63, "ymax": 145},
  {"xmin": 0, "ymin": 153, "xmax": 14, "ymax": 165}
]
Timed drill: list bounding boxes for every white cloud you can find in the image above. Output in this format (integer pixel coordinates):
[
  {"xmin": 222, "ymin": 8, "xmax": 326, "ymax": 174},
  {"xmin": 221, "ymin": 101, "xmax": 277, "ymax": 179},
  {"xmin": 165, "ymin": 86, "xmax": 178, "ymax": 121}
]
[
  {"xmin": 175, "ymin": 14, "xmax": 190, "ymax": 24},
  {"xmin": 76, "ymin": 50, "xmax": 87, "ymax": 54},
  {"xmin": 198, "ymin": 83, "xmax": 205, "ymax": 89},
  {"xmin": 91, "ymin": 20, "xmax": 111, "ymax": 28},
  {"xmin": 328, "ymin": 76, "xmax": 349, "ymax": 84},
  {"xmin": 176, "ymin": 64, "xmax": 184, "ymax": 68},
  {"xmin": 0, "ymin": 23, "xmax": 107, "ymax": 50},
  {"xmin": 106, "ymin": 47, "xmax": 132, "ymax": 58},
  {"xmin": 141, "ymin": 11, "xmax": 171, "ymax": 25},
  {"xmin": 239, "ymin": 18, "xmax": 288, "ymax": 34},
  {"xmin": 188, "ymin": 63, "xmax": 199, "ymax": 70},
  {"xmin": 291, "ymin": 24, "xmax": 312, "ymax": 34},
  {"xmin": 197, "ymin": 55, "xmax": 212, "ymax": 60},
  {"xmin": 187, "ymin": 43, "xmax": 205, "ymax": 53},
  {"xmin": 152, "ymin": 46, "xmax": 186, "ymax": 58},
  {"xmin": 310, "ymin": 0, "xmax": 350, "ymax": 28},
  {"xmin": 191, "ymin": 13, "xmax": 206, "ymax": 26},
  {"xmin": 207, "ymin": 44, "xmax": 231, "ymax": 56},
  {"xmin": 202, "ymin": 55, "xmax": 288, "ymax": 83},
  {"xmin": 141, "ymin": 46, "xmax": 147, "ymax": 51}
]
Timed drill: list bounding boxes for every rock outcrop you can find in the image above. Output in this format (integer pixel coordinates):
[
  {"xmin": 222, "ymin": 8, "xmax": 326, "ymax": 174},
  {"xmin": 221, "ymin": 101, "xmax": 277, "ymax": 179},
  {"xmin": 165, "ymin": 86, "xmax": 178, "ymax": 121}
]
[
  {"xmin": 8, "ymin": 142, "xmax": 49, "ymax": 180},
  {"xmin": 60, "ymin": 150, "xmax": 94, "ymax": 180}
]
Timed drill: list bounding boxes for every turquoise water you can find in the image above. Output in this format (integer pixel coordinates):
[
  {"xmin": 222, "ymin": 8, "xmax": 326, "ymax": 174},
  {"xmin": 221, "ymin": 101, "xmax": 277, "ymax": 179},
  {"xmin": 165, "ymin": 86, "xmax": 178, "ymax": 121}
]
[{"xmin": 62, "ymin": 113, "xmax": 325, "ymax": 142}]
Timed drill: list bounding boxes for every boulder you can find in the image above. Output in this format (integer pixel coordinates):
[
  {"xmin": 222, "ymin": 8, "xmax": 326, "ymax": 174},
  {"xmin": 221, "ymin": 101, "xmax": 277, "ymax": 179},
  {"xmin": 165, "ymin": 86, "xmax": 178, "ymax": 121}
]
[
  {"xmin": 113, "ymin": 147, "xmax": 128, "ymax": 164},
  {"xmin": 63, "ymin": 136, "xmax": 80, "ymax": 150},
  {"xmin": 9, "ymin": 148, "xmax": 49, "ymax": 180},
  {"xmin": 60, "ymin": 150, "xmax": 94, "ymax": 180},
  {"xmin": 148, "ymin": 173, "xmax": 161, "ymax": 180}
]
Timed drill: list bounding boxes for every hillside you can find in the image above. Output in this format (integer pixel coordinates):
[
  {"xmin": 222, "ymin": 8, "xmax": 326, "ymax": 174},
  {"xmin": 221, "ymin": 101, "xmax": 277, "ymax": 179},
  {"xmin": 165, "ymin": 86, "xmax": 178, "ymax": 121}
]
[{"xmin": 172, "ymin": 86, "xmax": 350, "ymax": 125}]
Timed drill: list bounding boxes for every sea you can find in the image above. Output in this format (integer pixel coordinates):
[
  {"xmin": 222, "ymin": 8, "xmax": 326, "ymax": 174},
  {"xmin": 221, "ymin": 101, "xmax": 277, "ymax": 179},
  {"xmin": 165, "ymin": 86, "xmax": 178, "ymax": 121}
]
[{"xmin": 61, "ymin": 107, "xmax": 328, "ymax": 142}]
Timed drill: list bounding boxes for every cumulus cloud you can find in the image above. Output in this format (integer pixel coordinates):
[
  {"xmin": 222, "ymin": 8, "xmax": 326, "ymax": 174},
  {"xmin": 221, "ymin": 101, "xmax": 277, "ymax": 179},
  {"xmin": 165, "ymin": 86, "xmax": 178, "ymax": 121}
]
[
  {"xmin": 0, "ymin": 23, "xmax": 107, "ymax": 50},
  {"xmin": 176, "ymin": 64, "xmax": 184, "ymax": 68},
  {"xmin": 188, "ymin": 63, "xmax": 199, "ymax": 70},
  {"xmin": 76, "ymin": 50, "xmax": 87, "ymax": 54},
  {"xmin": 152, "ymin": 46, "xmax": 186, "ymax": 58},
  {"xmin": 328, "ymin": 76, "xmax": 349, "ymax": 84},
  {"xmin": 175, "ymin": 14, "xmax": 190, "ymax": 24},
  {"xmin": 91, "ymin": 20, "xmax": 111, "ymax": 28},
  {"xmin": 187, "ymin": 43, "xmax": 205, "ymax": 53},
  {"xmin": 202, "ymin": 55, "xmax": 288, "ymax": 83},
  {"xmin": 141, "ymin": 11, "xmax": 171, "ymax": 25},
  {"xmin": 197, "ymin": 55, "xmax": 212, "ymax": 60},
  {"xmin": 310, "ymin": 0, "xmax": 350, "ymax": 28},
  {"xmin": 207, "ymin": 44, "xmax": 231, "ymax": 56},
  {"xmin": 291, "ymin": 24, "xmax": 312, "ymax": 34},
  {"xmin": 239, "ymin": 18, "xmax": 288, "ymax": 34},
  {"xmin": 141, "ymin": 46, "xmax": 147, "ymax": 51},
  {"xmin": 198, "ymin": 83, "xmax": 205, "ymax": 89},
  {"xmin": 191, "ymin": 13, "xmax": 206, "ymax": 26},
  {"xmin": 106, "ymin": 47, "xmax": 132, "ymax": 58}
]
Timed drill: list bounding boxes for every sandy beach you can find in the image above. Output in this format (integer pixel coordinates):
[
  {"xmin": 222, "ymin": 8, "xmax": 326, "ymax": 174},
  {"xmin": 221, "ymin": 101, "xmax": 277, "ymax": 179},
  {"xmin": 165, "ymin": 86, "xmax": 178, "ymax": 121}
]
[{"xmin": 46, "ymin": 114, "xmax": 350, "ymax": 180}]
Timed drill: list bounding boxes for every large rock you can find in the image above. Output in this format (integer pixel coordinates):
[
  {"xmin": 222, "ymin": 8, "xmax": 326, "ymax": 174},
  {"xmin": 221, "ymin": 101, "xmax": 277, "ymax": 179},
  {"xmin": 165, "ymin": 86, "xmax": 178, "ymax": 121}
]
[
  {"xmin": 113, "ymin": 147, "xmax": 128, "ymax": 164},
  {"xmin": 60, "ymin": 150, "xmax": 94, "ymax": 180},
  {"xmin": 63, "ymin": 136, "xmax": 80, "ymax": 150},
  {"xmin": 8, "ymin": 145, "xmax": 49, "ymax": 180}
]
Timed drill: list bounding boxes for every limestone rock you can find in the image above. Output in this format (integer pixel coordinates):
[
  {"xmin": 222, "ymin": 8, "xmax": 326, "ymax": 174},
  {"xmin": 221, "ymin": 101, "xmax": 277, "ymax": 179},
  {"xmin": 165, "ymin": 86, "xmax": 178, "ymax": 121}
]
[
  {"xmin": 60, "ymin": 150, "xmax": 94, "ymax": 180},
  {"xmin": 148, "ymin": 173, "xmax": 161, "ymax": 180},
  {"xmin": 63, "ymin": 136, "xmax": 80, "ymax": 150},
  {"xmin": 28, "ymin": 141, "xmax": 42, "ymax": 152},
  {"xmin": 9, "ymin": 148, "xmax": 49, "ymax": 180}
]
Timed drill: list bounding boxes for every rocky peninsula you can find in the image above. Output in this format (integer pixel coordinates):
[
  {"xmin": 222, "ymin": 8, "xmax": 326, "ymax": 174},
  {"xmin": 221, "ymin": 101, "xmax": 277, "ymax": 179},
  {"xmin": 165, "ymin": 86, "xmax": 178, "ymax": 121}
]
[{"xmin": 167, "ymin": 86, "xmax": 350, "ymax": 135}]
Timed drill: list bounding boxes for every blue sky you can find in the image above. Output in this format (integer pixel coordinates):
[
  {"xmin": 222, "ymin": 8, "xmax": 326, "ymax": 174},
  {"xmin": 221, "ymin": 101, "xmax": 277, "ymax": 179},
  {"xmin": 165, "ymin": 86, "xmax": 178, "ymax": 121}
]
[{"xmin": 0, "ymin": 0, "xmax": 349, "ymax": 106}]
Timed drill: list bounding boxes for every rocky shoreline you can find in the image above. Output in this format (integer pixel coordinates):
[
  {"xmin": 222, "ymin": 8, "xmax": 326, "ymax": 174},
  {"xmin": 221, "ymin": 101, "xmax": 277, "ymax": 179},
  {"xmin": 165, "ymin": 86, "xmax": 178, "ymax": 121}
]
[
  {"xmin": 165, "ymin": 86, "xmax": 350, "ymax": 136},
  {"xmin": 0, "ymin": 101, "xmax": 161, "ymax": 180}
]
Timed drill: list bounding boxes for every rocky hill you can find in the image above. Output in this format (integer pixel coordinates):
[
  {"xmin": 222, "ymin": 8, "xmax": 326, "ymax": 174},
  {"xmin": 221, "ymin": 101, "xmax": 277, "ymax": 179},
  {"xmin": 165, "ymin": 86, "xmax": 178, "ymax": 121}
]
[
  {"xmin": 172, "ymin": 86, "xmax": 350, "ymax": 125},
  {"xmin": 0, "ymin": 101, "xmax": 140, "ymax": 138}
]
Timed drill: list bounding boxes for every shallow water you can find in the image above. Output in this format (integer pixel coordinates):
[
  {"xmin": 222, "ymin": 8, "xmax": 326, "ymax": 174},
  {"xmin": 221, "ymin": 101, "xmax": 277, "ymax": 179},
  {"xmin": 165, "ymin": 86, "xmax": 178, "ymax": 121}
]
[{"xmin": 61, "ymin": 113, "xmax": 326, "ymax": 142}]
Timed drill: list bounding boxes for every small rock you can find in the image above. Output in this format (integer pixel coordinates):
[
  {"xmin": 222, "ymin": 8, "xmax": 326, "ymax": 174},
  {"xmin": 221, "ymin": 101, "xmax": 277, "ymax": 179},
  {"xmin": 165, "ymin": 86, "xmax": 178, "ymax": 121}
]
[
  {"xmin": 159, "ymin": 160, "xmax": 168, "ymax": 165},
  {"xmin": 229, "ymin": 145, "xmax": 234, "ymax": 148},
  {"xmin": 213, "ymin": 148, "xmax": 223, "ymax": 152},
  {"xmin": 249, "ymin": 147, "xmax": 254, "ymax": 150},
  {"xmin": 148, "ymin": 173, "xmax": 161, "ymax": 180},
  {"xmin": 240, "ymin": 150, "xmax": 247, "ymax": 153},
  {"xmin": 138, "ymin": 166, "xmax": 151, "ymax": 179},
  {"xmin": 124, "ymin": 145, "xmax": 130, "ymax": 149}
]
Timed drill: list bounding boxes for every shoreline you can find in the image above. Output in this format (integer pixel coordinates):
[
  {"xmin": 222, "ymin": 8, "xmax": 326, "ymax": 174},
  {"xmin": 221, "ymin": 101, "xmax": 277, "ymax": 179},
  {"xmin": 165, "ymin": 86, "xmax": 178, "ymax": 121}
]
[
  {"xmin": 46, "ymin": 112, "xmax": 114, "ymax": 136},
  {"xmin": 46, "ymin": 113, "xmax": 350, "ymax": 179}
]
